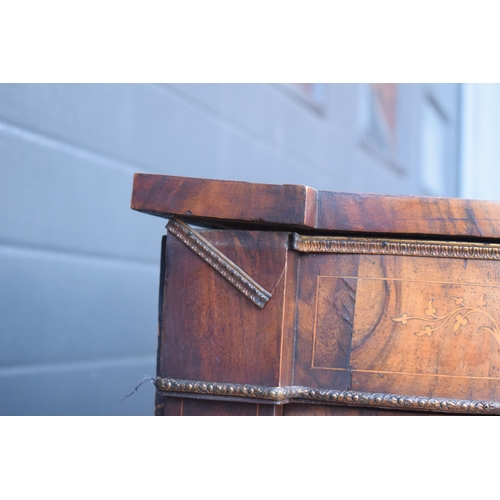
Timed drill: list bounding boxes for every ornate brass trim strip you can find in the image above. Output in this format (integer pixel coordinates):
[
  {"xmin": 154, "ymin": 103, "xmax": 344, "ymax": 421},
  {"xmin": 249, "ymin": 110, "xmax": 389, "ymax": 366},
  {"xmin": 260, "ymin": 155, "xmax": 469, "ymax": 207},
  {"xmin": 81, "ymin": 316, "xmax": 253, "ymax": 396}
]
[
  {"xmin": 156, "ymin": 377, "xmax": 500, "ymax": 415},
  {"xmin": 166, "ymin": 218, "xmax": 272, "ymax": 308},
  {"xmin": 292, "ymin": 233, "xmax": 500, "ymax": 261}
]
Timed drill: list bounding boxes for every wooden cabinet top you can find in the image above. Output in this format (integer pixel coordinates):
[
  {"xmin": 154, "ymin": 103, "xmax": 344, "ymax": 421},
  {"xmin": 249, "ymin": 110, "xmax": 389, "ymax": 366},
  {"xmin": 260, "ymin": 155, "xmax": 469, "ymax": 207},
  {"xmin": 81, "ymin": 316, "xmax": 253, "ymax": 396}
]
[
  {"xmin": 133, "ymin": 174, "xmax": 500, "ymax": 415},
  {"xmin": 131, "ymin": 173, "xmax": 500, "ymax": 240}
]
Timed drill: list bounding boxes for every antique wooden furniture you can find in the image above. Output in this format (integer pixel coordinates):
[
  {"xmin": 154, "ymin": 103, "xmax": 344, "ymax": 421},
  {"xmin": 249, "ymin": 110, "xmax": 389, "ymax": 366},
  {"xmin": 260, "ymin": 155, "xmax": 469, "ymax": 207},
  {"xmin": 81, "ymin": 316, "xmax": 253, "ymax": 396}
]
[{"xmin": 132, "ymin": 173, "xmax": 500, "ymax": 416}]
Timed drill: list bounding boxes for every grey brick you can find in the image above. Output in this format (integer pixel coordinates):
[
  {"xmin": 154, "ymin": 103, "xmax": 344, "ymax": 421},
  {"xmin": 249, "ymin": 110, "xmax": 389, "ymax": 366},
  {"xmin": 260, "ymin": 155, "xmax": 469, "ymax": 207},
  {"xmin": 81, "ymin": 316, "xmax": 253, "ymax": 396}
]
[
  {"xmin": 0, "ymin": 357, "xmax": 156, "ymax": 416},
  {"xmin": 0, "ymin": 246, "xmax": 158, "ymax": 366}
]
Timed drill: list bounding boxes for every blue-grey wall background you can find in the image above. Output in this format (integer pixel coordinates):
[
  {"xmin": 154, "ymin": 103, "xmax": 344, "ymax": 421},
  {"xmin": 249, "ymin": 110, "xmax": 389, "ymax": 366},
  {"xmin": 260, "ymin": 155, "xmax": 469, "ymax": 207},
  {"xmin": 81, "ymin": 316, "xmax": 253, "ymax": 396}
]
[{"xmin": 0, "ymin": 83, "xmax": 471, "ymax": 414}]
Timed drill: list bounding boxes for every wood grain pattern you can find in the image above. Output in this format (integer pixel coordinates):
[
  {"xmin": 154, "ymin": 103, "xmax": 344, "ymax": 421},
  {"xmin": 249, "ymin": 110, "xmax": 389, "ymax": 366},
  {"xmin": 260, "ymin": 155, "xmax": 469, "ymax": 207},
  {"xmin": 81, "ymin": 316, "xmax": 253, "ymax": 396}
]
[
  {"xmin": 132, "ymin": 173, "xmax": 500, "ymax": 240},
  {"xmin": 295, "ymin": 252, "xmax": 500, "ymax": 402},
  {"xmin": 316, "ymin": 191, "xmax": 500, "ymax": 239},
  {"xmin": 132, "ymin": 175, "xmax": 500, "ymax": 415},
  {"xmin": 181, "ymin": 398, "xmax": 259, "ymax": 416},
  {"xmin": 154, "ymin": 394, "xmax": 269, "ymax": 416},
  {"xmin": 159, "ymin": 228, "xmax": 291, "ymax": 387},
  {"xmin": 293, "ymin": 254, "xmax": 356, "ymax": 392},
  {"xmin": 131, "ymin": 173, "xmax": 317, "ymax": 229},
  {"xmin": 283, "ymin": 404, "xmax": 456, "ymax": 416},
  {"xmin": 155, "ymin": 393, "xmax": 182, "ymax": 416},
  {"xmin": 156, "ymin": 234, "xmax": 500, "ymax": 413}
]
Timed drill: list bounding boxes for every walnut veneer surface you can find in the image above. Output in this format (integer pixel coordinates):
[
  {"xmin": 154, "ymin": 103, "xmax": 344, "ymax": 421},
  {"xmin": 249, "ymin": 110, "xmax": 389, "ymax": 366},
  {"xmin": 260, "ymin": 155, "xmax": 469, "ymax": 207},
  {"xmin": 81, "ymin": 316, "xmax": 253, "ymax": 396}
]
[{"xmin": 132, "ymin": 174, "xmax": 500, "ymax": 416}]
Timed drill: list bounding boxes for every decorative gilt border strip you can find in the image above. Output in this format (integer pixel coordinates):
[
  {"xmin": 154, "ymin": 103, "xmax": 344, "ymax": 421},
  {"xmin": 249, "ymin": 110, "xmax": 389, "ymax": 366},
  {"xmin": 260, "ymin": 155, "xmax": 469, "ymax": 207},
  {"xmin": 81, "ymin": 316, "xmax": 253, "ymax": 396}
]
[
  {"xmin": 292, "ymin": 233, "xmax": 500, "ymax": 261},
  {"xmin": 156, "ymin": 377, "xmax": 500, "ymax": 415},
  {"xmin": 166, "ymin": 218, "xmax": 272, "ymax": 308}
]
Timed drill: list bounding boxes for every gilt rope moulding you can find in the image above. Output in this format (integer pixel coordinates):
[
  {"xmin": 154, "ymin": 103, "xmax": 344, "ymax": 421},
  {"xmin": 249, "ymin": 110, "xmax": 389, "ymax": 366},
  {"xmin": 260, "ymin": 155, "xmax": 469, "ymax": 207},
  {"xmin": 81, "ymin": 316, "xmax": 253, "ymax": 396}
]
[
  {"xmin": 155, "ymin": 378, "xmax": 500, "ymax": 415},
  {"xmin": 292, "ymin": 234, "xmax": 500, "ymax": 260},
  {"xmin": 131, "ymin": 174, "xmax": 500, "ymax": 416},
  {"xmin": 166, "ymin": 218, "xmax": 272, "ymax": 308}
]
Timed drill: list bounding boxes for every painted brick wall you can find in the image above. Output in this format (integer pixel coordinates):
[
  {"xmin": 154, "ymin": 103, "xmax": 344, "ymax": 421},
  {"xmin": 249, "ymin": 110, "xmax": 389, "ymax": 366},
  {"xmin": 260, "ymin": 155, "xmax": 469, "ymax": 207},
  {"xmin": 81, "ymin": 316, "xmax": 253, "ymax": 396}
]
[{"xmin": 0, "ymin": 83, "xmax": 460, "ymax": 415}]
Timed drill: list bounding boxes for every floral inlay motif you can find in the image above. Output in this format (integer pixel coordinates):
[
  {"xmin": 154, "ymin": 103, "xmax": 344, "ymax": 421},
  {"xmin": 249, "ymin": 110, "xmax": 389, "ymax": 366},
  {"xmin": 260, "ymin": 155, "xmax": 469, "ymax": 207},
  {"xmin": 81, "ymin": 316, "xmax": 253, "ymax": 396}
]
[{"xmin": 392, "ymin": 295, "xmax": 500, "ymax": 345}]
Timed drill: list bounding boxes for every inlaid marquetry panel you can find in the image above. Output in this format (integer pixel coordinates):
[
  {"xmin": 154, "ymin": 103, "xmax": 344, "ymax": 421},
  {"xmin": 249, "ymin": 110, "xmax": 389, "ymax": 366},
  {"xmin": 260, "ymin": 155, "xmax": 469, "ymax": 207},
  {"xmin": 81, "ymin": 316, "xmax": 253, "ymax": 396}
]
[{"xmin": 297, "ymin": 251, "xmax": 500, "ymax": 401}]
